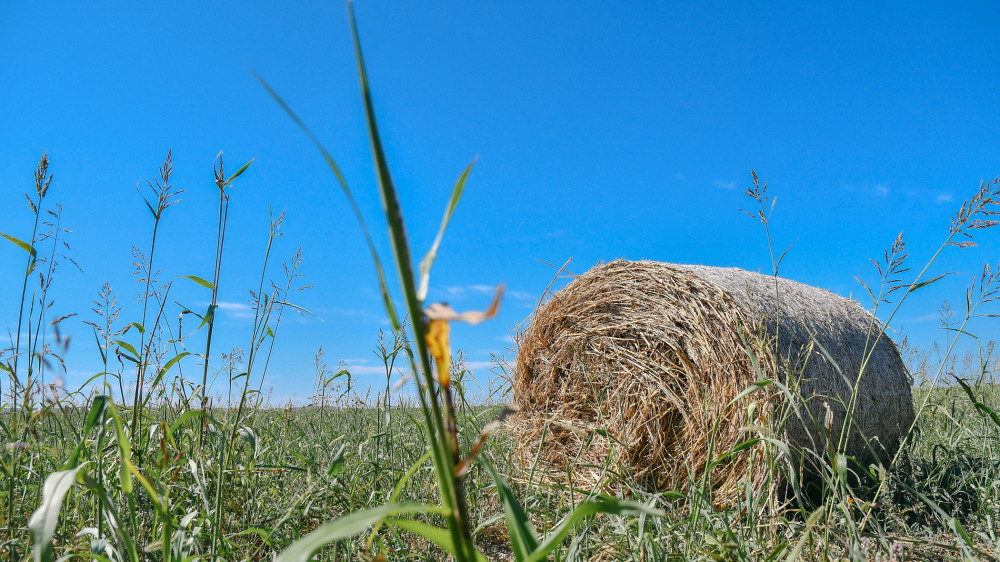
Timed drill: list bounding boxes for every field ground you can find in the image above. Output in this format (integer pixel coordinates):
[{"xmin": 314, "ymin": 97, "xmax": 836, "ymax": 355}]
[{"xmin": 3, "ymin": 375, "xmax": 1000, "ymax": 561}]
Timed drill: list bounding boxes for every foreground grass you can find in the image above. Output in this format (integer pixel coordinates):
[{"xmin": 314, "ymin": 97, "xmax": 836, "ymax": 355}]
[{"xmin": 1, "ymin": 378, "xmax": 999, "ymax": 561}]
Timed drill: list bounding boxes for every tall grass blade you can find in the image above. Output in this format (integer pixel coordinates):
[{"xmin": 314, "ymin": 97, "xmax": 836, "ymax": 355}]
[
  {"xmin": 28, "ymin": 465, "xmax": 85, "ymax": 562},
  {"xmin": 527, "ymin": 499, "xmax": 664, "ymax": 562},
  {"xmin": 225, "ymin": 158, "xmax": 255, "ymax": 184},
  {"xmin": 482, "ymin": 456, "xmax": 540, "ymax": 561},
  {"xmin": 785, "ymin": 506, "xmax": 825, "ymax": 562},
  {"xmin": 274, "ymin": 503, "xmax": 447, "ymax": 562},
  {"xmin": 60, "ymin": 396, "xmax": 108, "ymax": 470},
  {"xmin": 346, "ymin": 3, "xmax": 478, "ymax": 561},
  {"xmin": 180, "ymin": 275, "xmax": 215, "ymax": 290},
  {"xmin": 366, "ymin": 449, "xmax": 432, "ymax": 549},
  {"xmin": 387, "ymin": 518, "xmax": 488, "ymax": 562},
  {"xmin": 0, "ymin": 231, "xmax": 37, "ymax": 258},
  {"xmin": 954, "ymin": 377, "xmax": 1000, "ymax": 428},
  {"xmin": 417, "ymin": 160, "xmax": 476, "ymax": 301},
  {"xmin": 253, "ymin": 71, "xmax": 401, "ymax": 329}
]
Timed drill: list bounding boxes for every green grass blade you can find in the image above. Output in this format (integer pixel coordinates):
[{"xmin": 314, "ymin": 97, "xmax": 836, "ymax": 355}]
[
  {"xmin": 180, "ymin": 275, "xmax": 215, "ymax": 290},
  {"xmin": 141, "ymin": 352, "xmax": 191, "ymax": 411},
  {"xmin": 79, "ymin": 472, "xmax": 140, "ymax": 562},
  {"xmin": 254, "ymin": 70, "xmax": 401, "ymax": 330},
  {"xmin": 526, "ymin": 498, "xmax": 664, "ymax": 562},
  {"xmin": 106, "ymin": 403, "xmax": 133, "ymax": 494},
  {"xmin": 28, "ymin": 465, "xmax": 85, "ymax": 562},
  {"xmin": 366, "ymin": 448, "xmax": 433, "ymax": 548},
  {"xmin": 168, "ymin": 409, "xmax": 216, "ymax": 439},
  {"xmin": 482, "ymin": 456, "xmax": 539, "ymax": 561},
  {"xmin": 113, "ymin": 340, "xmax": 140, "ymax": 359},
  {"xmin": 197, "ymin": 304, "xmax": 217, "ymax": 330},
  {"xmin": 61, "ymin": 395, "xmax": 108, "ymax": 470},
  {"xmin": 0, "ymin": 231, "xmax": 37, "ymax": 258},
  {"xmin": 274, "ymin": 503, "xmax": 445, "ymax": 562},
  {"xmin": 90, "ymin": 327, "xmax": 106, "ymax": 364},
  {"xmin": 348, "ymin": 5, "xmax": 416, "ymax": 297},
  {"xmin": 909, "ymin": 272, "xmax": 951, "ymax": 292},
  {"xmin": 955, "ymin": 376, "xmax": 1000, "ymax": 428},
  {"xmin": 388, "ymin": 518, "xmax": 489, "ymax": 562},
  {"xmin": 417, "ymin": 159, "xmax": 476, "ymax": 301},
  {"xmin": 785, "ymin": 506, "xmax": 826, "ymax": 562},
  {"xmin": 225, "ymin": 158, "xmax": 255, "ymax": 185},
  {"xmin": 346, "ymin": 3, "xmax": 476, "ymax": 561}
]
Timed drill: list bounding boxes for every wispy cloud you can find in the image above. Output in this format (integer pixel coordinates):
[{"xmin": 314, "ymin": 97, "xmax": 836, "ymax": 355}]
[
  {"xmin": 468, "ymin": 284, "xmax": 495, "ymax": 295},
  {"xmin": 507, "ymin": 289, "xmax": 535, "ymax": 302},
  {"xmin": 333, "ymin": 307, "xmax": 389, "ymax": 326},
  {"xmin": 875, "ymin": 184, "xmax": 889, "ymax": 198},
  {"xmin": 341, "ymin": 358, "xmax": 403, "ymax": 376},
  {"xmin": 936, "ymin": 193, "xmax": 953, "ymax": 205},
  {"xmin": 464, "ymin": 359, "xmax": 514, "ymax": 371},
  {"xmin": 440, "ymin": 284, "xmax": 502, "ymax": 301},
  {"xmin": 344, "ymin": 364, "xmax": 394, "ymax": 375},
  {"xmin": 714, "ymin": 180, "xmax": 736, "ymax": 190},
  {"xmin": 214, "ymin": 301, "xmax": 254, "ymax": 320}
]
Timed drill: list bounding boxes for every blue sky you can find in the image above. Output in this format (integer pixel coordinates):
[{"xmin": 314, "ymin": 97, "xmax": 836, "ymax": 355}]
[{"xmin": 1, "ymin": 1, "xmax": 998, "ymax": 403}]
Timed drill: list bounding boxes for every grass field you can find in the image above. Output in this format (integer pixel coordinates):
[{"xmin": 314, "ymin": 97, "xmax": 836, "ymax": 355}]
[
  {"xmin": 4, "ymin": 8, "xmax": 1000, "ymax": 560},
  {"xmin": 3, "ymin": 359, "xmax": 1000, "ymax": 560}
]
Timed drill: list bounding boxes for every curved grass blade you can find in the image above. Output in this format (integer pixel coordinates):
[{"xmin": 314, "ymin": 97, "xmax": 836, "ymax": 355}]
[
  {"xmin": 786, "ymin": 506, "xmax": 826, "ymax": 562},
  {"xmin": 346, "ymin": 3, "xmax": 478, "ymax": 561},
  {"xmin": 28, "ymin": 465, "xmax": 85, "ymax": 562},
  {"xmin": 253, "ymin": 71, "xmax": 401, "ymax": 330},
  {"xmin": 141, "ymin": 352, "xmax": 191, "ymax": 410},
  {"xmin": 526, "ymin": 498, "xmax": 664, "ymax": 562},
  {"xmin": 60, "ymin": 395, "xmax": 109, "ymax": 470},
  {"xmin": 168, "ymin": 409, "xmax": 217, "ymax": 440},
  {"xmin": 180, "ymin": 275, "xmax": 215, "ymax": 290},
  {"xmin": 0, "ymin": 231, "xmax": 37, "ymax": 258},
  {"xmin": 366, "ymin": 448, "xmax": 432, "ymax": 548},
  {"xmin": 274, "ymin": 503, "xmax": 446, "ymax": 562},
  {"xmin": 388, "ymin": 518, "xmax": 488, "ymax": 562},
  {"xmin": 417, "ymin": 160, "xmax": 476, "ymax": 301},
  {"xmin": 955, "ymin": 376, "xmax": 1000, "ymax": 428},
  {"xmin": 225, "ymin": 158, "xmax": 255, "ymax": 185},
  {"xmin": 78, "ymin": 472, "xmax": 140, "ymax": 562},
  {"xmin": 482, "ymin": 456, "xmax": 539, "ymax": 561}
]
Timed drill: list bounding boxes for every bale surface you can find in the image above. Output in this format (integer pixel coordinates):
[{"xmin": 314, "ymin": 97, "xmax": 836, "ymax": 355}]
[{"xmin": 510, "ymin": 260, "xmax": 915, "ymax": 498}]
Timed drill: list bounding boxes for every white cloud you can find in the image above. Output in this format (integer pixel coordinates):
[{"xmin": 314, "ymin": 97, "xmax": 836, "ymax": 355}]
[
  {"xmin": 714, "ymin": 180, "xmax": 736, "ymax": 190},
  {"xmin": 333, "ymin": 307, "xmax": 389, "ymax": 326},
  {"xmin": 875, "ymin": 184, "xmax": 889, "ymax": 197},
  {"xmin": 439, "ymin": 284, "xmax": 503, "ymax": 301},
  {"xmin": 344, "ymin": 364, "xmax": 395, "ymax": 375},
  {"xmin": 338, "ymin": 358, "xmax": 405, "ymax": 377},
  {"xmin": 213, "ymin": 301, "xmax": 255, "ymax": 319},
  {"xmin": 468, "ymin": 284, "xmax": 495, "ymax": 295},
  {"xmin": 508, "ymin": 290, "xmax": 535, "ymax": 301},
  {"xmin": 445, "ymin": 286, "xmax": 466, "ymax": 299},
  {"xmin": 464, "ymin": 360, "xmax": 508, "ymax": 370},
  {"xmin": 936, "ymin": 193, "xmax": 953, "ymax": 204}
]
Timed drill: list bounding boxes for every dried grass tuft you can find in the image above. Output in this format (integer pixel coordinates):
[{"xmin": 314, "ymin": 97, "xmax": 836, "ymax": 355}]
[{"xmin": 510, "ymin": 260, "xmax": 915, "ymax": 502}]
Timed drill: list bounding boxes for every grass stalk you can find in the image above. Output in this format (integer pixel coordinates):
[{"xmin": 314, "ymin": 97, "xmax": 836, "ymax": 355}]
[{"xmin": 344, "ymin": 5, "xmax": 479, "ymax": 559}]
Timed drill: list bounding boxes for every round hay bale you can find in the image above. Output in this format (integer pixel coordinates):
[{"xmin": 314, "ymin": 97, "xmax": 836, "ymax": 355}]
[{"xmin": 510, "ymin": 260, "xmax": 915, "ymax": 499}]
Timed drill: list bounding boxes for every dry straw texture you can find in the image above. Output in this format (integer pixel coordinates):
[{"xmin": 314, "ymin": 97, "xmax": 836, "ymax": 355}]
[{"xmin": 510, "ymin": 260, "xmax": 915, "ymax": 501}]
